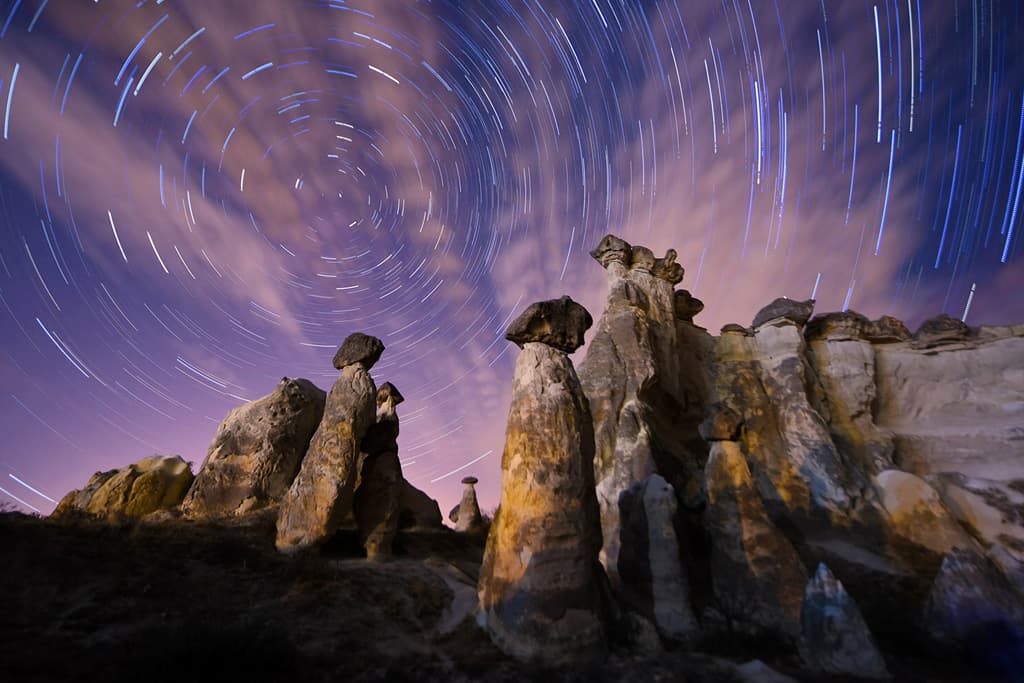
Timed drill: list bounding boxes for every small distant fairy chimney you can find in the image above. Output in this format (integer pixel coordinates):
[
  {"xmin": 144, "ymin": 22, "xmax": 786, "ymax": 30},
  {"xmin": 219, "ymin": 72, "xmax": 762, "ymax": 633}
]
[{"xmin": 454, "ymin": 476, "xmax": 484, "ymax": 533}]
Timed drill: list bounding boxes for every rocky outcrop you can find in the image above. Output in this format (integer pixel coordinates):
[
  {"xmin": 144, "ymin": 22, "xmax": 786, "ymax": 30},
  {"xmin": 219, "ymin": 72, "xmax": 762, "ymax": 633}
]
[
  {"xmin": 751, "ymin": 297, "xmax": 815, "ymax": 330},
  {"xmin": 872, "ymin": 469, "xmax": 976, "ymax": 557},
  {"xmin": 709, "ymin": 314, "xmax": 859, "ymax": 529},
  {"xmin": 452, "ymin": 476, "xmax": 485, "ymax": 533},
  {"xmin": 181, "ymin": 378, "xmax": 326, "ymax": 518},
  {"xmin": 618, "ymin": 474, "xmax": 698, "ymax": 640},
  {"xmin": 703, "ymin": 441, "xmax": 807, "ymax": 639},
  {"xmin": 798, "ymin": 563, "xmax": 889, "ymax": 679},
  {"xmin": 353, "ymin": 382, "xmax": 404, "ymax": 560},
  {"xmin": 53, "ymin": 455, "xmax": 194, "ymax": 520},
  {"xmin": 398, "ymin": 480, "xmax": 443, "ymax": 529},
  {"xmin": 578, "ymin": 234, "xmax": 706, "ymax": 578},
  {"xmin": 478, "ymin": 298, "xmax": 610, "ymax": 663},
  {"xmin": 275, "ymin": 333, "xmax": 381, "ymax": 553},
  {"xmin": 922, "ymin": 547, "xmax": 1024, "ymax": 650}
]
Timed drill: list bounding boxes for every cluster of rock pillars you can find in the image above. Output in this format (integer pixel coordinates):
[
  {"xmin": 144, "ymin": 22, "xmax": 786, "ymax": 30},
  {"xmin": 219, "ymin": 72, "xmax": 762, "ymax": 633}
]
[{"xmin": 53, "ymin": 233, "xmax": 1024, "ymax": 678}]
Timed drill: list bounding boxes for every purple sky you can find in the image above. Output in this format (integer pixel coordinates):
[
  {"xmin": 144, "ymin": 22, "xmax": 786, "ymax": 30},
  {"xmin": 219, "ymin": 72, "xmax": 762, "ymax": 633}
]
[{"xmin": 0, "ymin": 0, "xmax": 1022, "ymax": 517}]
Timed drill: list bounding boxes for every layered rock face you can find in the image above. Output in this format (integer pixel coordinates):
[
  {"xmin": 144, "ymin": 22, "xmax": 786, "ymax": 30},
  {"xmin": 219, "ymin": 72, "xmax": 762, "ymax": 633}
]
[
  {"xmin": 577, "ymin": 235, "xmax": 707, "ymax": 578},
  {"xmin": 478, "ymin": 296, "xmax": 610, "ymax": 664},
  {"xmin": 181, "ymin": 377, "xmax": 326, "ymax": 518},
  {"xmin": 275, "ymin": 334, "xmax": 382, "ymax": 553},
  {"xmin": 53, "ymin": 455, "xmax": 194, "ymax": 520}
]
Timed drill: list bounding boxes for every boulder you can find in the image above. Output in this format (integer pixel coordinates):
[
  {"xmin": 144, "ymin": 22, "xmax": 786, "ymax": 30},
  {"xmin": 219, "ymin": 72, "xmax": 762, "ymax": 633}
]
[
  {"xmin": 865, "ymin": 315, "xmax": 911, "ymax": 343},
  {"xmin": 751, "ymin": 297, "xmax": 815, "ymax": 330},
  {"xmin": 478, "ymin": 340, "xmax": 610, "ymax": 663},
  {"xmin": 181, "ymin": 378, "xmax": 326, "ymax": 518},
  {"xmin": 805, "ymin": 311, "xmax": 870, "ymax": 341},
  {"xmin": 798, "ymin": 563, "xmax": 889, "ymax": 679},
  {"xmin": 453, "ymin": 476, "xmax": 485, "ymax": 533},
  {"xmin": 618, "ymin": 474, "xmax": 698, "ymax": 640},
  {"xmin": 353, "ymin": 382, "xmax": 405, "ymax": 560},
  {"xmin": 703, "ymin": 440, "xmax": 807, "ymax": 639},
  {"xmin": 276, "ymin": 335, "xmax": 381, "ymax": 553},
  {"xmin": 53, "ymin": 455, "xmax": 194, "ymax": 520},
  {"xmin": 504, "ymin": 295, "xmax": 593, "ymax": 353},
  {"xmin": 332, "ymin": 332, "xmax": 385, "ymax": 370}
]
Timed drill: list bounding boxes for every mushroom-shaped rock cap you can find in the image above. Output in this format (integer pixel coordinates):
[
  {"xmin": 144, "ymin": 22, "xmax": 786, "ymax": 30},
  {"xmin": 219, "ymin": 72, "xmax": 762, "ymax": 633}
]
[
  {"xmin": 752, "ymin": 297, "xmax": 816, "ymax": 329},
  {"xmin": 377, "ymin": 381, "xmax": 404, "ymax": 406},
  {"xmin": 674, "ymin": 289, "xmax": 705, "ymax": 322},
  {"xmin": 913, "ymin": 313, "xmax": 972, "ymax": 346},
  {"xmin": 590, "ymin": 234, "xmax": 633, "ymax": 268},
  {"xmin": 505, "ymin": 295, "xmax": 593, "ymax": 353},
  {"xmin": 720, "ymin": 323, "xmax": 749, "ymax": 335},
  {"xmin": 332, "ymin": 332, "xmax": 385, "ymax": 370},
  {"xmin": 461, "ymin": 476, "xmax": 479, "ymax": 485},
  {"xmin": 652, "ymin": 249, "xmax": 685, "ymax": 284}
]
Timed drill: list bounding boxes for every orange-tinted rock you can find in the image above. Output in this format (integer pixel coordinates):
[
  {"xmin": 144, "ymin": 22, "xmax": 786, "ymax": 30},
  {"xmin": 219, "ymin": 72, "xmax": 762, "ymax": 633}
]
[{"xmin": 478, "ymin": 341, "xmax": 610, "ymax": 663}]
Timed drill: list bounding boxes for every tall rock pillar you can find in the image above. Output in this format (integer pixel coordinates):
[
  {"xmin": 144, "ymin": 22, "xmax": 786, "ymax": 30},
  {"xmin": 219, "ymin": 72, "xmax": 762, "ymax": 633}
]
[{"xmin": 478, "ymin": 296, "xmax": 610, "ymax": 664}]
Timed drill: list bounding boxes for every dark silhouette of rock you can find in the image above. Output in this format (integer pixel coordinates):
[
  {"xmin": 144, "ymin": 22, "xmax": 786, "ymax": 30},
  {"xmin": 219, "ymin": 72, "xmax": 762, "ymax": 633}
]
[
  {"xmin": 276, "ymin": 334, "xmax": 381, "ymax": 553},
  {"xmin": 798, "ymin": 564, "xmax": 889, "ymax": 679},
  {"xmin": 53, "ymin": 456, "xmax": 194, "ymax": 520},
  {"xmin": 751, "ymin": 297, "xmax": 815, "ymax": 329},
  {"xmin": 590, "ymin": 234, "xmax": 632, "ymax": 270},
  {"xmin": 182, "ymin": 378, "xmax": 326, "ymax": 518},
  {"xmin": 478, "ymin": 330, "xmax": 610, "ymax": 663},
  {"xmin": 353, "ymin": 382, "xmax": 405, "ymax": 560},
  {"xmin": 805, "ymin": 310, "xmax": 871, "ymax": 341},
  {"xmin": 674, "ymin": 289, "xmax": 704, "ymax": 322},
  {"xmin": 618, "ymin": 474, "xmax": 698, "ymax": 640},
  {"xmin": 922, "ymin": 547, "xmax": 1024, "ymax": 647},
  {"xmin": 698, "ymin": 403, "xmax": 742, "ymax": 442},
  {"xmin": 332, "ymin": 332, "xmax": 385, "ymax": 370},
  {"xmin": 398, "ymin": 481, "xmax": 442, "ymax": 529},
  {"xmin": 504, "ymin": 295, "xmax": 593, "ymax": 353},
  {"xmin": 651, "ymin": 249, "xmax": 684, "ymax": 284}
]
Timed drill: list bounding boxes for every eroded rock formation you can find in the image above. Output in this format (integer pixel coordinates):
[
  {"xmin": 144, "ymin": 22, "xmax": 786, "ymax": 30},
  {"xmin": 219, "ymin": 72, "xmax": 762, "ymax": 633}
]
[
  {"xmin": 798, "ymin": 563, "xmax": 889, "ymax": 679},
  {"xmin": 478, "ymin": 296, "xmax": 610, "ymax": 663},
  {"xmin": 353, "ymin": 382, "xmax": 404, "ymax": 560},
  {"xmin": 182, "ymin": 377, "xmax": 326, "ymax": 518},
  {"xmin": 275, "ymin": 333, "xmax": 382, "ymax": 553},
  {"xmin": 53, "ymin": 455, "xmax": 194, "ymax": 520},
  {"xmin": 452, "ymin": 476, "xmax": 485, "ymax": 533}
]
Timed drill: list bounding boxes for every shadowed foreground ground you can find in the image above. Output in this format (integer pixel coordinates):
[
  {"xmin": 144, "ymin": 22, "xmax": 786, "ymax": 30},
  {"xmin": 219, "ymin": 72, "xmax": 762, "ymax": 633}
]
[{"xmin": 0, "ymin": 510, "xmax": 1003, "ymax": 683}]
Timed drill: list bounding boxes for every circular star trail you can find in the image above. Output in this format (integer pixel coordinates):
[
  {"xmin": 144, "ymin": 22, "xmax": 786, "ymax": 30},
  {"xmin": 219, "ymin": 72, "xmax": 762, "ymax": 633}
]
[{"xmin": 0, "ymin": 0, "xmax": 1021, "ymax": 514}]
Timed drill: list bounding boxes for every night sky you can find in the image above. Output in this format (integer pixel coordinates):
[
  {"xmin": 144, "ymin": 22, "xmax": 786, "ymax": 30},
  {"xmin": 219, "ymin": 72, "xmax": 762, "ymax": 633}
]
[{"xmin": 1, "ymin": 0, "xmax": 1022, "ymax": 517}]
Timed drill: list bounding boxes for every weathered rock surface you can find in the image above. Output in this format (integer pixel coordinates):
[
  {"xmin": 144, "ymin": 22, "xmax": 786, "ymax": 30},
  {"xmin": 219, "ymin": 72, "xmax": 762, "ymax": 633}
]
[
  {"xmin": 913, "ymin": 313, "xmax": 973, "ymax": 348},
  {"xmin": 353, "ymin": 382, "xmax": 405, "ymax": 560},
  {"xmin": 453, "ymin": 476, "xmax": 485, "ymax": 533},
  {"xmin": 710, "ymin": 318, "xmax": 858, "ymax": 528},
  {"xmin": 276, "ymin": 334, "xmax": 382, "ymax": 553},
  {"xmin": 798, "ymin": 563, "xmax": 889, "ymax": 679},
  {"xmin": 504, "ymin": 295, "xmax": 593, "ymax": 353},
  {"xmin": 182, "ymin": 378, "xmax": 326, "ymax": 518},
  {"xmin": 751, "ymin": 297, "xmax": 815, "ymax": 330},
  {"xmin": 618, "ymin": 474, "xmax": 698, "ymax": 640},
  {"xmin": 52, "ymin": 455, "xmax": 194, "ymax": 520},
  {"xmin": 873, "ymin": 327, "xmax": 1024, "ymax": 482},
  {"xmin": 873, "ymin": 470, "xmax": 977, "ymax": 558},
  {"xmin": 922, "ymin": 547, "xmax": 1024, "ymax": 649},
  {"xmin": 578, "ymin": 234, "xmax": 705, "ymax": 578},
  {"xmin": 673, "ymin": 289, "xmax": 704, "ymax": 322},
  {"xmin": 704, "ymin": 440, "xmax": 807, "ymax": 639},
  {"xmin": 332, "ymin": 332, "xmax": 385, "ymax": 370},
  {"xmin": 478, "ymin": 340, "xmax": 610, "ymax": 663}
]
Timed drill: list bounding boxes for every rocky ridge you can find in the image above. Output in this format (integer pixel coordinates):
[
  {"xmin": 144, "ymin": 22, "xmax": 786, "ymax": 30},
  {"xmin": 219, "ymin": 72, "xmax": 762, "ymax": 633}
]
[{"xmin": 43, "ymin": 234, "xmax": 1024, "ymax": 681}]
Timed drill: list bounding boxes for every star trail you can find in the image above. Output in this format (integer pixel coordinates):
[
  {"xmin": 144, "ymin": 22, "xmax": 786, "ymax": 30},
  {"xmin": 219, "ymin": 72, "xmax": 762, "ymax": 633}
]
[{"xmin": 0, "ymin": 0, "xmax": 1022, "ymax": 515}]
